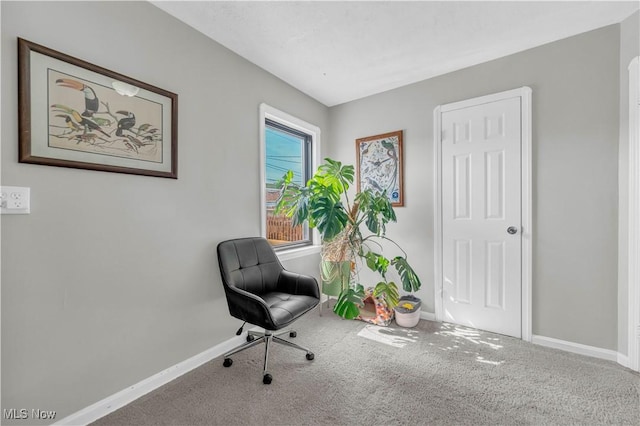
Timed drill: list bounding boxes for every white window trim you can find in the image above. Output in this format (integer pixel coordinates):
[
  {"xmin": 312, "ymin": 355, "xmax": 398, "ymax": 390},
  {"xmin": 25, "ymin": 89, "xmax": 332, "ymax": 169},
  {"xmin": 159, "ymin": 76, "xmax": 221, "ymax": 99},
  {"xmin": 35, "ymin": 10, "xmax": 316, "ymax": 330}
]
[{"xmin": 259, "ymin": 103, "xmax": 321, "ymax": 259}]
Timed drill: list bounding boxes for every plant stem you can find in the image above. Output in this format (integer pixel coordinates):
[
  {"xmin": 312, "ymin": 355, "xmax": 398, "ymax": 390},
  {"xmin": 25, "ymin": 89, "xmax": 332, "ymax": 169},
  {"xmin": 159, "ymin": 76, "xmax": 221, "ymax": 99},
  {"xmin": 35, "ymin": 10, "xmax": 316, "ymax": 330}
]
[{"xmin": 361, "ymin": 234, "xmax": 409, "ymax": 259}]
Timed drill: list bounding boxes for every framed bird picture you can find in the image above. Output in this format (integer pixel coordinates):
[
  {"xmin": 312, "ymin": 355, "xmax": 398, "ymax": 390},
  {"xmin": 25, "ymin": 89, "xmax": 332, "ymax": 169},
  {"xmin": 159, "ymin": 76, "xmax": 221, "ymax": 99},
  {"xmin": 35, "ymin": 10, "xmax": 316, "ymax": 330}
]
[
  {"xmin": 18, "ymin": 38, "xmax": 178, "ymax": 178},
  {"xmin": 356, "ymin": 130, "xmax": 404, "ymax": 207}
]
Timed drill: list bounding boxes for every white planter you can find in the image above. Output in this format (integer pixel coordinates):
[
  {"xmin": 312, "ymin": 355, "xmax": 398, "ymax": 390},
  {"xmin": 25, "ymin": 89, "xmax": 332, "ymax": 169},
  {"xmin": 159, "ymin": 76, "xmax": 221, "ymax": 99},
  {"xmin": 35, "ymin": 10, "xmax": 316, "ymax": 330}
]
[
  {"xmin": 394, "ymin": 295, "xmax": 422, "ymax": 328},
  {"xmin": 394, "ymin": 309, "xmax": 421, "ymax": 328}
]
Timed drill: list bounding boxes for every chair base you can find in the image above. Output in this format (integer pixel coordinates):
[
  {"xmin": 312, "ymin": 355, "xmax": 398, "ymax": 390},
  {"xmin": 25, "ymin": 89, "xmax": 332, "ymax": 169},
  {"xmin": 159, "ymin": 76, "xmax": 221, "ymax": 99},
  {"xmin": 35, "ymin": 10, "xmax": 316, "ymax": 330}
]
[{"xmin": 222, "ymin": 328, "xmax": 314, "ymax": 384}]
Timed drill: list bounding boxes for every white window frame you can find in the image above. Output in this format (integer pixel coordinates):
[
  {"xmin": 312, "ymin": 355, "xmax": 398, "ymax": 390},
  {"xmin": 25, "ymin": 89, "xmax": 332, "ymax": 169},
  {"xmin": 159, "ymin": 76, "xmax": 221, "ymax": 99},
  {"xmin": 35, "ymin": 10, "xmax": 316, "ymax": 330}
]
[{"xmin": 259, "ymin": 103, "xmax": 321, "ymax": 260}]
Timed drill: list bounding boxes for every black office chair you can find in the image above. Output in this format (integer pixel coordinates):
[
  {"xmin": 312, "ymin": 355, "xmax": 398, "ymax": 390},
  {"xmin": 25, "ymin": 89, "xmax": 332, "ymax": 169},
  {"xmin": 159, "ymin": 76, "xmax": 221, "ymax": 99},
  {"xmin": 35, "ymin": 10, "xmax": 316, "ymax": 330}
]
[{"xmin": 217, "ymin": 237, "xmax": 320, "ymax": 384}]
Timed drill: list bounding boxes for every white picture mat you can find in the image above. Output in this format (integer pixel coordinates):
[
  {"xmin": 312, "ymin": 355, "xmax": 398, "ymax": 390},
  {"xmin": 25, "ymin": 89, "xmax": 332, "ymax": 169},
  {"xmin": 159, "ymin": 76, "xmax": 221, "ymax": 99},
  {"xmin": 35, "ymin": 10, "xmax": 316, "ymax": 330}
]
[{"xmin": 29, "ymin": 50, "xmax": 173, "ymax": 173}]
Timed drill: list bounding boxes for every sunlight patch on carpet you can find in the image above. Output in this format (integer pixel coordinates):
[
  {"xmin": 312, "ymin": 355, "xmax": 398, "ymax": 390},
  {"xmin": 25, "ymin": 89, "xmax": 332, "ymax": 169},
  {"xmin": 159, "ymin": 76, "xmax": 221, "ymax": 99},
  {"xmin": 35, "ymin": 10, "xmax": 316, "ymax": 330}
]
[
  {"xmin": 435, "ymin": 323, "xmax": 504, "ymax": 350},
  {"xmin": 357, "ymin": 324, "xmax": 420, "ymax": 348}
]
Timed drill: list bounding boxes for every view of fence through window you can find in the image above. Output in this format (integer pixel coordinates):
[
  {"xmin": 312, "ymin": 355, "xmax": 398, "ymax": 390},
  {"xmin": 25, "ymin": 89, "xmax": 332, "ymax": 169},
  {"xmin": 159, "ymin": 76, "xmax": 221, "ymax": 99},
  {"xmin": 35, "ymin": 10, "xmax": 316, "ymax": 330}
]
[{"xmin": 265, "ymin": 120, "xmax": 311, "ymax": 247}]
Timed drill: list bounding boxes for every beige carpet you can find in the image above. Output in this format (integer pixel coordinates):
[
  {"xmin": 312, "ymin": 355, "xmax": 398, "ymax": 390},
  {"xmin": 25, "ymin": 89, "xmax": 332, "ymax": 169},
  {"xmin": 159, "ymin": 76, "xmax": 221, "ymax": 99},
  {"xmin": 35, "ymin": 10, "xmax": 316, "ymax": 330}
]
[{"xmin": 93, "ymin": 310, "xmax": 639, "ymax": 425}]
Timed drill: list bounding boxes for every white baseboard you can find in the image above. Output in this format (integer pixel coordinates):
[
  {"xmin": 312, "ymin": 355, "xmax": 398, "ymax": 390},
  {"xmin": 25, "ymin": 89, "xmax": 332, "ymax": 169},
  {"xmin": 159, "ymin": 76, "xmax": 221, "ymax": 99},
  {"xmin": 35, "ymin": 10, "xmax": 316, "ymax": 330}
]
[
  {"xmin": 54, "ymin": 334, "xmax": 247, "ymax": 426},
  {"xmin": 617, "ymin": 352, "xmax": 630, "ymax": 368},
  {"xmin": 531, "ymin": 335, "xmax": 618, "ymax": 362},
  {"xmin": 420, "ymin": 311, "xmax": 437, "ymax": 321}
]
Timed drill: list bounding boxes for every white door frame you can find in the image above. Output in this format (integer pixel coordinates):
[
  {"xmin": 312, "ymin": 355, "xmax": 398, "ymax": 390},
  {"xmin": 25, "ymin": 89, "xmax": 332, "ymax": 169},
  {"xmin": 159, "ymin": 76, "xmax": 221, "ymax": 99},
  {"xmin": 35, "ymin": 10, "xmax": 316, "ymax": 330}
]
[
  {"xmin": 433, "ymin": 87, "xmax": 533, "ymax": 342},
  {"xmin": 627, "ymin": 57, "xmax": 640, "ymax": 372}
]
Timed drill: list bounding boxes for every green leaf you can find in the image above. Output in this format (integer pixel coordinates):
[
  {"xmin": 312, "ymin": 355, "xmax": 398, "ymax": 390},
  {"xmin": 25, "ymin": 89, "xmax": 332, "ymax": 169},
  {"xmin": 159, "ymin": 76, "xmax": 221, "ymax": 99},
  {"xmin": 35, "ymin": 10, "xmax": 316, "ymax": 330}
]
[
  {"xmin": 290, "ymin": 192, "xmax": 309, "ymax": 227},
  {"xmin": 392, "ymin": 257, "xmax": 422, "ymax": 292},
  {"xmin": 355, "ymin": 191, "xmax": 379, "ymax": 234},
  {"xmin": 310, "ymin": 197, "xmax": 349, "ymax": 240},
  {"xmin": 373, "ymin": 281, "xmax": 400, "ymax": 308},
  {"xmin": 283, "ymin": 170, "xmax": 294, "ymax": 185},
  {"xmin": 333, "ymin": 285, "xmax": 365, "ymax": 319},
  {"xmin": 372, "ymin": 191, "xmax": 396, "ymax": 233},
  {"xmin": 354, "ymin": 190, "xmax": 372, "ymax": 208},
  {"xmin": 309, "ymin": 180, "xmax": 341, "ymax": 204},
  {"xmin": 275, "ymin": 182, "xmax": 310, "ymax": 228},
  {"xmin": 317, "ymin": 158, "xmax": 354, "ymax": 194},
  {"xmin": 365, "ymin": 252, "xmax": 377, "ymax": 271},
  {"xmin": 365, "ymin": 210, "xmax": 380, "ymax": 235},
  {"xmin": 376, "ymin": 192, "xmax": 397, "ymax": 223},
  {"xmin": 355, "ymin": 189, "xmax": 397, "ymax": 235},
  {"xmin": 364, "ymin": 251, "xmax": 390, "ymax": 277}
]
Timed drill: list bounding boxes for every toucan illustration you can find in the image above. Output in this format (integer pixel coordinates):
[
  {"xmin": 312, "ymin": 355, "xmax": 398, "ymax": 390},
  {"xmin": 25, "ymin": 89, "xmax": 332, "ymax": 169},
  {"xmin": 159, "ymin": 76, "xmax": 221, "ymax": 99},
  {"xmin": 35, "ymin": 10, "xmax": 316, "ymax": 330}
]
[
  {"xmin": 51, "ymin": 104, "xmax": 110, "ymax": 137},
  {"xmin": 115, "ymin": 111, "xmax": 135, "ymax": 136},
  {"xmin": 72, "ymin": 110, "xmax": 110, "ymax": 137},
  {"xmin": 55, "ymin": 78, "xmax": 99, "ymax": 117},
  {"xmin": 55, "ymin": 114, "xmax": 82, "ymax": 132}
]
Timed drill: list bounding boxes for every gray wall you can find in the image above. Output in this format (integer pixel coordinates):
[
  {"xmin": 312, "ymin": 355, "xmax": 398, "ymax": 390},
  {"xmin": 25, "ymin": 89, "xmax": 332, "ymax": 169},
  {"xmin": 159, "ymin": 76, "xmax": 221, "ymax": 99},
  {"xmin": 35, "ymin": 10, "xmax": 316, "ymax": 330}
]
[
  {"xmin": 1, "ymin": 1, "xmax": 326, "ymax": 422},
  {"xmin": 1, "ymin": 0, "xmax": 634, "ymax": 423},
  {"xmin": 617, "ymin": 11, "xmax": 639, "ymax": 356},
  {"xmin": 328, "ymin": 25, "xmax": 621, "ymax": 350}
]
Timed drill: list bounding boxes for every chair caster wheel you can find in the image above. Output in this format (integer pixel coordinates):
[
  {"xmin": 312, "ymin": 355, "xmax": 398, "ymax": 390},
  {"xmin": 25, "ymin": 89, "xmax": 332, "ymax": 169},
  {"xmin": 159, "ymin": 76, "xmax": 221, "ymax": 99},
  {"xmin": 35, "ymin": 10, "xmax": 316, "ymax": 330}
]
[
  {"xmin": 246, "ymin": 334, "xmax": 256, "ymax": 342},
  {"xmin": 223, "ymin": 358, "xmax": 233, "ymax": 367},
  {"xmin": 263, "ymin": 373, "xmax": 272, "ymax": 384},
  {"xmin": 306, "ymin": 352, "xmax": 314, "ymax": 361},
  {"xmin": 289, "ymin": 331, "xmax": 297, "ymax": 338}
]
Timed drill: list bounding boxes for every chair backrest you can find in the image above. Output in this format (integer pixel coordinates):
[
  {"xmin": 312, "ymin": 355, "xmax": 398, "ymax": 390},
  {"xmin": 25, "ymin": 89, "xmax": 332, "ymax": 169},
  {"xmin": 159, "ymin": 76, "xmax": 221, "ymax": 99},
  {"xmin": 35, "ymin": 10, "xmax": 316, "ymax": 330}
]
[{"xmin": 217, "ymin": 237, "xmax": 283, "ymax": 296}]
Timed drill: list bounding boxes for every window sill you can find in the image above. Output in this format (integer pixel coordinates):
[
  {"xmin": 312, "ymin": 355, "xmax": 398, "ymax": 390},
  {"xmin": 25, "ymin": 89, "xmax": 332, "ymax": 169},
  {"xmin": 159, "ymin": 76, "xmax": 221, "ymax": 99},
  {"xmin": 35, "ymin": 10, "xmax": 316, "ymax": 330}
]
[{"xmin": 276, "ymin": 244, "xmax": 321, "ymax": 261}]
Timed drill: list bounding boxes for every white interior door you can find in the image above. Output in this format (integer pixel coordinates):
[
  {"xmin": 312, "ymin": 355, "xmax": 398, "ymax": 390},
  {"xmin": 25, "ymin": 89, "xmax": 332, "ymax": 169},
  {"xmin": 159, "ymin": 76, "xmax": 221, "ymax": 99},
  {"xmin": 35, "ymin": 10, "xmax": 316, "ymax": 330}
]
[{"xmin": 441, "ymin": 96, "xmax": 522, "ymax": 338}]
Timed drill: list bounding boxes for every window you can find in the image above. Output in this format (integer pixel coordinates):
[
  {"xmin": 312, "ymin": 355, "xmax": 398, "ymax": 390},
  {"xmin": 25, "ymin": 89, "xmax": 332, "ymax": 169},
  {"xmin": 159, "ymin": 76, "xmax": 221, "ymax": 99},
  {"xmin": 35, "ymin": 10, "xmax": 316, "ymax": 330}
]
[
  {"xmin": 265, "ymin": 120, "xmax": 311, "ymax": 247},
  {"xmin": 260, "ymin": 104, "xmax": 320, "ymax": 250}
]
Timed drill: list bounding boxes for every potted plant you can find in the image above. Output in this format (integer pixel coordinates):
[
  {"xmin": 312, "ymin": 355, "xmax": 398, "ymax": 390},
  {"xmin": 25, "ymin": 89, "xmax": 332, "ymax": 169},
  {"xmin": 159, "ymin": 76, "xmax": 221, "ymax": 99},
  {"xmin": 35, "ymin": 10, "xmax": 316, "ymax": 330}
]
[{"xmin": 276, "ymin": 158, "xmax": 421, "ymax": 320}]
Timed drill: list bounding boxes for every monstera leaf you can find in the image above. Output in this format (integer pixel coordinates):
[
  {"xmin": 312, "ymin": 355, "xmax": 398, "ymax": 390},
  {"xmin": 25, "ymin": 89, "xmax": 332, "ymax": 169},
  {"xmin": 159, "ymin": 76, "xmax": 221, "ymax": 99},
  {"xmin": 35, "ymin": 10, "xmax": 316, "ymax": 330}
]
[
  {"xmin": 316, "ymin": 158, "xmax": 354, "ymax": 195},
  {"xmin": 363, "ymin": 251, "xmax": 390, "ymax": 278},
  {"xmin": 373, "ymin": 281, "xmax": 400, "ymax": 309},
  {"xmin": 309, "ymin": 197, "xmax": 349, "ymax": 241},
  {"xmin": 355, "ymin": 190, "xmax": 396, "ymax": 235},
  {"xmin": 392, "ymin": 256, "xmax": 422, "ymax": 292},
  {"xmin": 333, "ymin": 284, "xmax": 365, "ymax": 320},
  {"xmin": 275, "ymin": 170, "xmax": 310, "ymax": 227}
]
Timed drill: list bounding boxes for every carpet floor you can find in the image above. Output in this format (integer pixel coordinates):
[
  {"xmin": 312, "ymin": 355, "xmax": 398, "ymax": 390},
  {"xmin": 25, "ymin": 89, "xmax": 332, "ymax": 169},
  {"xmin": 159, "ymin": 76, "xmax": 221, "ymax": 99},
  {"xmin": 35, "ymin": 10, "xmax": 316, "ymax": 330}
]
[{"xmin": 93, "ymin": 310, "xmax": 639, "ymax": 425}]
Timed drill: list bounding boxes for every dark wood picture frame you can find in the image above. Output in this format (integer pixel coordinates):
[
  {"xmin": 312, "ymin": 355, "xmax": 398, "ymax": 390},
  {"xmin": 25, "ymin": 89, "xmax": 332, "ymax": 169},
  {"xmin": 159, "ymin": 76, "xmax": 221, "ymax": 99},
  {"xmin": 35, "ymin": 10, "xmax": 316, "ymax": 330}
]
[
  {"xmin": 356, "ymin": 130, "xmax": 404, "ymax": 207},
  {"xmin": 18, "ymin": 38, "xmax": 178, "ymax": 178}
]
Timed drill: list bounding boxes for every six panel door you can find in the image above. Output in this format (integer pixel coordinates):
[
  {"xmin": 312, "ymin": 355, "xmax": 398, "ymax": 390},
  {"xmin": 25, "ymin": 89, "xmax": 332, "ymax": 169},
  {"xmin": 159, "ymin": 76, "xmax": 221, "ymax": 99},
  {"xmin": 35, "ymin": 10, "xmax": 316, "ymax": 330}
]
[{"xmin": 441, "ymin": 97, "xmax": 522, "ymax": 338}]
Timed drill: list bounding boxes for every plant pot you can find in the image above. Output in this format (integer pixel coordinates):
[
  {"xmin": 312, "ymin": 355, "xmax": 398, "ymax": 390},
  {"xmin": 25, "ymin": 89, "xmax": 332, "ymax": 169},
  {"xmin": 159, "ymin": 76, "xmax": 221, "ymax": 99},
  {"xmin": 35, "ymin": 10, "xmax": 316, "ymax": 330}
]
[
  {"xmin": 320, "ymin": 260, "xmax": 351, "ymax": 297},
  {"xmin": 393, "ymin": 295, "xmax": 422, "ymax": 328}
]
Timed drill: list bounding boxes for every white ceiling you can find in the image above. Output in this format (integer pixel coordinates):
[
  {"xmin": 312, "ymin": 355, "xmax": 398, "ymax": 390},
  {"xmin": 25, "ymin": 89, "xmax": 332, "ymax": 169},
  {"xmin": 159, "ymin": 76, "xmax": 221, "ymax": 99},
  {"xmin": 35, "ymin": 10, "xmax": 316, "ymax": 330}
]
[{"xmin": 152, "ymin": 1, "xmax": 639, "ymax": 107}]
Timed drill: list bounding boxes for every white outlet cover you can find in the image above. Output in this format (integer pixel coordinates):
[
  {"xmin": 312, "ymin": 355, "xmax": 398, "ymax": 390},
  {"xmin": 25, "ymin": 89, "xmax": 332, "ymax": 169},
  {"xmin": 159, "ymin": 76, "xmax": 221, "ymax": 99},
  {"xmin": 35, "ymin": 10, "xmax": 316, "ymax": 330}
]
[{"xmin": 0, "ymin": 186, "xmax": 30, "ymax": 214}]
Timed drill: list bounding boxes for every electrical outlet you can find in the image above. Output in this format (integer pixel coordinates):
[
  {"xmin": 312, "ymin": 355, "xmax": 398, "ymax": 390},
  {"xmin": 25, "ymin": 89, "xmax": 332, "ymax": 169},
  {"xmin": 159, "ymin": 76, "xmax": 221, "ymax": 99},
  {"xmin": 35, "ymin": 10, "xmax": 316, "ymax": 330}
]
[
  {"xmin": 0, "ymin": 186, "xmax": 30, "ymax": 214},
  {"xmin": 8, "ymin": 199, "xmax": 24, "ymax": 209}
]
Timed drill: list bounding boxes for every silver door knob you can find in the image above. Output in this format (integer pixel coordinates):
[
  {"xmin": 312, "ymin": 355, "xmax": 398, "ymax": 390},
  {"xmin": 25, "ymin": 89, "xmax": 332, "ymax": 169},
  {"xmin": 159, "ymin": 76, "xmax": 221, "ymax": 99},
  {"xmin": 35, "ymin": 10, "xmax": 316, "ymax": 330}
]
[{"xmin": 507, "ymin": 226, "xmax": 518, "ymax": 235}]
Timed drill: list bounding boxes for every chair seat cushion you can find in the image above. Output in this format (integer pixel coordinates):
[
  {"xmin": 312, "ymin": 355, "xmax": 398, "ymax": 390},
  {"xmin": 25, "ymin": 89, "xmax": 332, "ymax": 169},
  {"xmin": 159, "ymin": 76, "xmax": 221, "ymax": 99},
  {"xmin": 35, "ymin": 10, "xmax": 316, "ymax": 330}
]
[{"xmin": 262, "ymin": 292, "xmax": 318, "ymax": 329}]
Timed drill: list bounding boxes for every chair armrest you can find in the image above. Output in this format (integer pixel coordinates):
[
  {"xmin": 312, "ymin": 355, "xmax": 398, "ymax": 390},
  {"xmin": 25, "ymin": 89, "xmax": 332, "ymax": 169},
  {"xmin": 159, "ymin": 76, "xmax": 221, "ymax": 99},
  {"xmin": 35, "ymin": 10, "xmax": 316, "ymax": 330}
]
[
  {"xmin": 224, "ymin": 286, "xmax": 277, "ymax": 329},
  {"xmin": 278, "ymin": 270, "xmax": 320, "ymax": 299}
]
